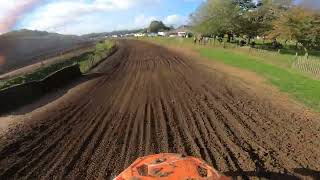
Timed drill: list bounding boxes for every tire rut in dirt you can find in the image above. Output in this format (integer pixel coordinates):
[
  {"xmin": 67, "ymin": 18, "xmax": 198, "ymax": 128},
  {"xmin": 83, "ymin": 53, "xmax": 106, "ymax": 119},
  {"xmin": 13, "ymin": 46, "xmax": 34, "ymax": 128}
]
[{"xmin": 0, "ymin": 40, "xmax": 320, "ymax": 179}]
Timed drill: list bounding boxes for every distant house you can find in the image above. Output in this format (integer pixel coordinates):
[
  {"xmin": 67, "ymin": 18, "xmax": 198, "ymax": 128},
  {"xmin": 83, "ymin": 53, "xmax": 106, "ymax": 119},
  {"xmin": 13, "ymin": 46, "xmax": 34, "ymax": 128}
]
[
  {"xmin": 166, "ymin": 25, "xmax": 193, "ymax": 38},
  {"xmin": 124, "ymin": 34, "xmax": 134, "ymax": 37},
  {"xmin": 134, "ymin": 33, "xmax": 146, "ymax": 37},
  {"xmin": 112, "ymin": 35, "xmax": 118, "ymax": 38},
  {"xmin": 158, "ymin": 32, "xmax": 167, "ymax": 36},
  {"xmin": 178, "ymin": 32, "xmax": 187, "ymax": 37}
]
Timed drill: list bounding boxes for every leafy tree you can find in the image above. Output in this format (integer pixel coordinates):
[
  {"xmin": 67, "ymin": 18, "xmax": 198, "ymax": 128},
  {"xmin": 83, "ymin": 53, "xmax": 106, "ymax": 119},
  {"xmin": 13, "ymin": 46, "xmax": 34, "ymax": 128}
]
[
  {"xmin": 272, "ymin": 0, "xmax": 293, "ymax": 8},
  {"xmin": 191, "ymin": 0, "xmax": 293, "ymax": 43},
  {"xmin": 236, "ymin": 0, "xmax": 277, "ymax": 42},
  {"xmin": 191, "ymin": 0, "xmax": 241, "ymax": 40},
  {"xmin": 270, "ymin": 6, "xmax": 320, "ymax": 53},
  {"xmin": 236, "ymin": 0, "xmax": 296, "ymax": 43},
  {"xmin": 148, "ymin": 21, "xmax": 170, "ymax": 33},
  {"xmin": 233, "ymin": 0, "xmax": 256, "ymax": 10}
]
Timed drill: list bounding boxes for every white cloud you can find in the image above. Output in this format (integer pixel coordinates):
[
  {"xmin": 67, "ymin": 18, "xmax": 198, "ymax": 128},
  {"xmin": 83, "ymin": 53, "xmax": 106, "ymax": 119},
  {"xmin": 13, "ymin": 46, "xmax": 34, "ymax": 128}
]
[
  {"xmin": 0, "ymin": 0, "xmax": 40, "ymax": 20},
  {"xmin": 126, "ymin": 14, "xmax": 188, "ymax": 32},
  {"xmin": 0, "ymin": 1, "xmax": 28, "ymax": 17},
  {"xmin": 163, "ymin": 14, "xmax": 188, "ymax": 27},
  {"xmin": 134, "ymin": 14, "xmax": 158, "ymax": 27},
  {"xmin": 0, "ymin": 0, "xmax": 39, "ymax": 33},
  {"xmin": 12, "ymin": 0, "xmax": 188, "ymax": 35},
  {"xmin": 23, "ymin": 0, "xmax": 160, "ymax": 33}
]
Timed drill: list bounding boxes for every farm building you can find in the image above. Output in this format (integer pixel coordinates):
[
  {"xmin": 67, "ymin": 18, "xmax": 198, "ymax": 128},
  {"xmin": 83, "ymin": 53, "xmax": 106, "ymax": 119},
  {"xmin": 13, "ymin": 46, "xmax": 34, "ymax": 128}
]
[
  {"xmin": 158, "ymin": 32, "xmax": 167, "ymax": 36},
  {"xmin": 134, "ymin": 33, "xmax": 146, "ymax": 37},
  {"xmin": 167, "ymin": 25, "xmax": 193, "ymax": 38}
]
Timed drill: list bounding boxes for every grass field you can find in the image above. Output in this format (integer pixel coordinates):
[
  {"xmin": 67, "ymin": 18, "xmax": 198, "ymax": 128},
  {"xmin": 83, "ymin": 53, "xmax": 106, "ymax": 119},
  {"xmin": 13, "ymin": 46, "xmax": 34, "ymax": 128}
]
[
  {"xmin": 199, "ymin": 48, "xmax": 320, "ymax": 110},
  {"xmin": 144, "ymin": 37, "xmax": 320, "ymax": 111}
]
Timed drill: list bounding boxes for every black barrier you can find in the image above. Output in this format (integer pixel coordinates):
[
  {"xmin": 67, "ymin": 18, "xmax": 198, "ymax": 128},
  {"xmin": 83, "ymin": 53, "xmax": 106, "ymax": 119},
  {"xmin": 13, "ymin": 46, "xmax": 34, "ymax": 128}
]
[{"xmin": 0, "ymin": 64, "xmax": 81, "ymax": 114}]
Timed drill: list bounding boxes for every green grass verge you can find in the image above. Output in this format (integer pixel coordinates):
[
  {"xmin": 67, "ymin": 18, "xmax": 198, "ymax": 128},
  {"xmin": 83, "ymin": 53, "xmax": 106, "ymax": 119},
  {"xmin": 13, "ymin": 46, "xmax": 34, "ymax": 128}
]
[
  {"xmin": 144, "ymin": 37, "xmax": 301, "ymax": 68},
  {"xmin": 78, "ymin": 40, "xmax": 115, "ymax": 73},
  {"xmin": 199, "ymin": 48, "xmax": 320, "ymax": 111},
  {"xmin": 144, "ymin": 37, "xmax": 320, "ymax": 111},
  {"xmin": 0, "ymin": 40, "xmax": 115, "ymax": 90}
]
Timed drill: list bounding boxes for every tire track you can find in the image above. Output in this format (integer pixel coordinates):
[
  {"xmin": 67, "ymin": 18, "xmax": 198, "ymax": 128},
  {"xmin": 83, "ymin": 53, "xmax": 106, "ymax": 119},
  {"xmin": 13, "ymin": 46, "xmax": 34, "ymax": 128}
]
[{"xmin": 1, "ymin": 40, "xmax": 319, "ymax": 179}]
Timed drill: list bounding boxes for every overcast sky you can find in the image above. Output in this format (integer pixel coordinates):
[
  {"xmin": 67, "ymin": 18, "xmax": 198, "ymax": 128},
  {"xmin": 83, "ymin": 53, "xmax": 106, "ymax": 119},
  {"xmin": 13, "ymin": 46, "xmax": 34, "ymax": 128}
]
[{"xmin": 0, "ymin": 0, "xmax": 203, "ymax": 35}]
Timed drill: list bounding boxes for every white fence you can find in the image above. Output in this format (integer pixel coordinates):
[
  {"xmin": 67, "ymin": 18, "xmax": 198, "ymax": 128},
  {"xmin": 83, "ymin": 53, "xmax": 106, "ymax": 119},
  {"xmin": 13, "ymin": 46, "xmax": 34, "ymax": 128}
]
[
  {"xmin": 291, "ymin": 56, "xmax": 320, "ymax": 79},
  {"xmin": 247, "ymin": 48, "xmax": 320, "ymax": 79},
  {"xmin": 247, "ymin": 48, "xmax": 280, "ymax": 58}
]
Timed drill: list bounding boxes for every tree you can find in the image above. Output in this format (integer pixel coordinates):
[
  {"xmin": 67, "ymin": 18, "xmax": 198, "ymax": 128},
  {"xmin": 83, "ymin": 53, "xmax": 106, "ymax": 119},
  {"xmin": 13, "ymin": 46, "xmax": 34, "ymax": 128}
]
[
  {"xmin": 191, "ymin": 0, "xmax": 241, "ymax": 40},
  {"xmin": 233, "ymin": 0, "xmax": 256, "ymax": 10},
  {"xmin": 237, "ymin": 0, "xmax": 294, "ymax": 40},
  {"xmin": 191, "ymin": 0, "xmax": 294, "ymax": 44},
  {"xmin": 236, "ymin": 0, "xmax": 277, "ymax": 42},
  {"xmin": 270, "ymin": 6, "xmax": 320, "ymax": 53},
  {"xmin": 272, "ymin": 0, "xmax": 293, "ymax": 8},
  {"xmin": 148, "ymin": 21, "xmax": 170, "ymax": 33}
]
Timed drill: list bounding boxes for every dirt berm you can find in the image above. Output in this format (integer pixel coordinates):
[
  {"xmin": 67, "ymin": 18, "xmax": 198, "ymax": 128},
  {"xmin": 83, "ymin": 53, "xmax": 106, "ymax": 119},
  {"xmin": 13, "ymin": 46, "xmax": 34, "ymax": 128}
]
[
  {"xmin": 0, "ymin": 40, "xmax": 319, "ymax": 179},
  {"xmin": 0, "ymin": 64, "xmax": 82, "ymax": 114}
]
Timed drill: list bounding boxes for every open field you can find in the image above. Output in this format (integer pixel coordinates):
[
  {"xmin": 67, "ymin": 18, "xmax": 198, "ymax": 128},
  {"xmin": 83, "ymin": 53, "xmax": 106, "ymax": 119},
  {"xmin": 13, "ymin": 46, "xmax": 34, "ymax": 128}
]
[
  {"xmin": 0, "ymin": 45, "xmax": 95, "ymax": 80},
  {"xmin": 0, "ymin": 30, "xmax": 91, "ymax": 75},
  {"xmin": 0, "ymin": 40, "xmax": 115, "ymax": 91},
  {"xmin": 0, "ymin": 40, "xmax": 319, "ymax": 179},
  {"xmin": 144, "ymin": 37, "xmax": 320, "ymax": 112}
]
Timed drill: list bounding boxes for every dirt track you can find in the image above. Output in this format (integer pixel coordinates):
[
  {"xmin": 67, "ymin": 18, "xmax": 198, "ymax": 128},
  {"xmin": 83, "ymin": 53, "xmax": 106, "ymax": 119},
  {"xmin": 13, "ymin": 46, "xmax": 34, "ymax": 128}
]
[{"xmin": 0, "ymin": 40, "xmax": 320, "ymax": 179}]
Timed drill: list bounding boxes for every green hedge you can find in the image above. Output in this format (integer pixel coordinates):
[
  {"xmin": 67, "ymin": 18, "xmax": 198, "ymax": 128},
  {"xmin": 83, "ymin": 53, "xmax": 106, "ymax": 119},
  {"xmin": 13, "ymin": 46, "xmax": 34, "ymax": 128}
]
[{"xmin": 79, "ymin": 40, "xmax": 115, "ymax": 73}]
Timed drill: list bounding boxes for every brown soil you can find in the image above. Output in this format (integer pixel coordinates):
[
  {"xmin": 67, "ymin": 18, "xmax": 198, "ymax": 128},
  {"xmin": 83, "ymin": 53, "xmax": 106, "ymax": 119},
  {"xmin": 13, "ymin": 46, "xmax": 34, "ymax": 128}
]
[{"xmin": 0, "ymin": 40, "xmax": 320, "ymax": 180}]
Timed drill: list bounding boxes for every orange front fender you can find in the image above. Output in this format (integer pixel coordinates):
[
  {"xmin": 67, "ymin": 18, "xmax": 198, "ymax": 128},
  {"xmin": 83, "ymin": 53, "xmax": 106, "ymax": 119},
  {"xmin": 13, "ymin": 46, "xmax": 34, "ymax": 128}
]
[{"xmin": 114, "ymin": 153, "xmax": 230, "ymax": 180}]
